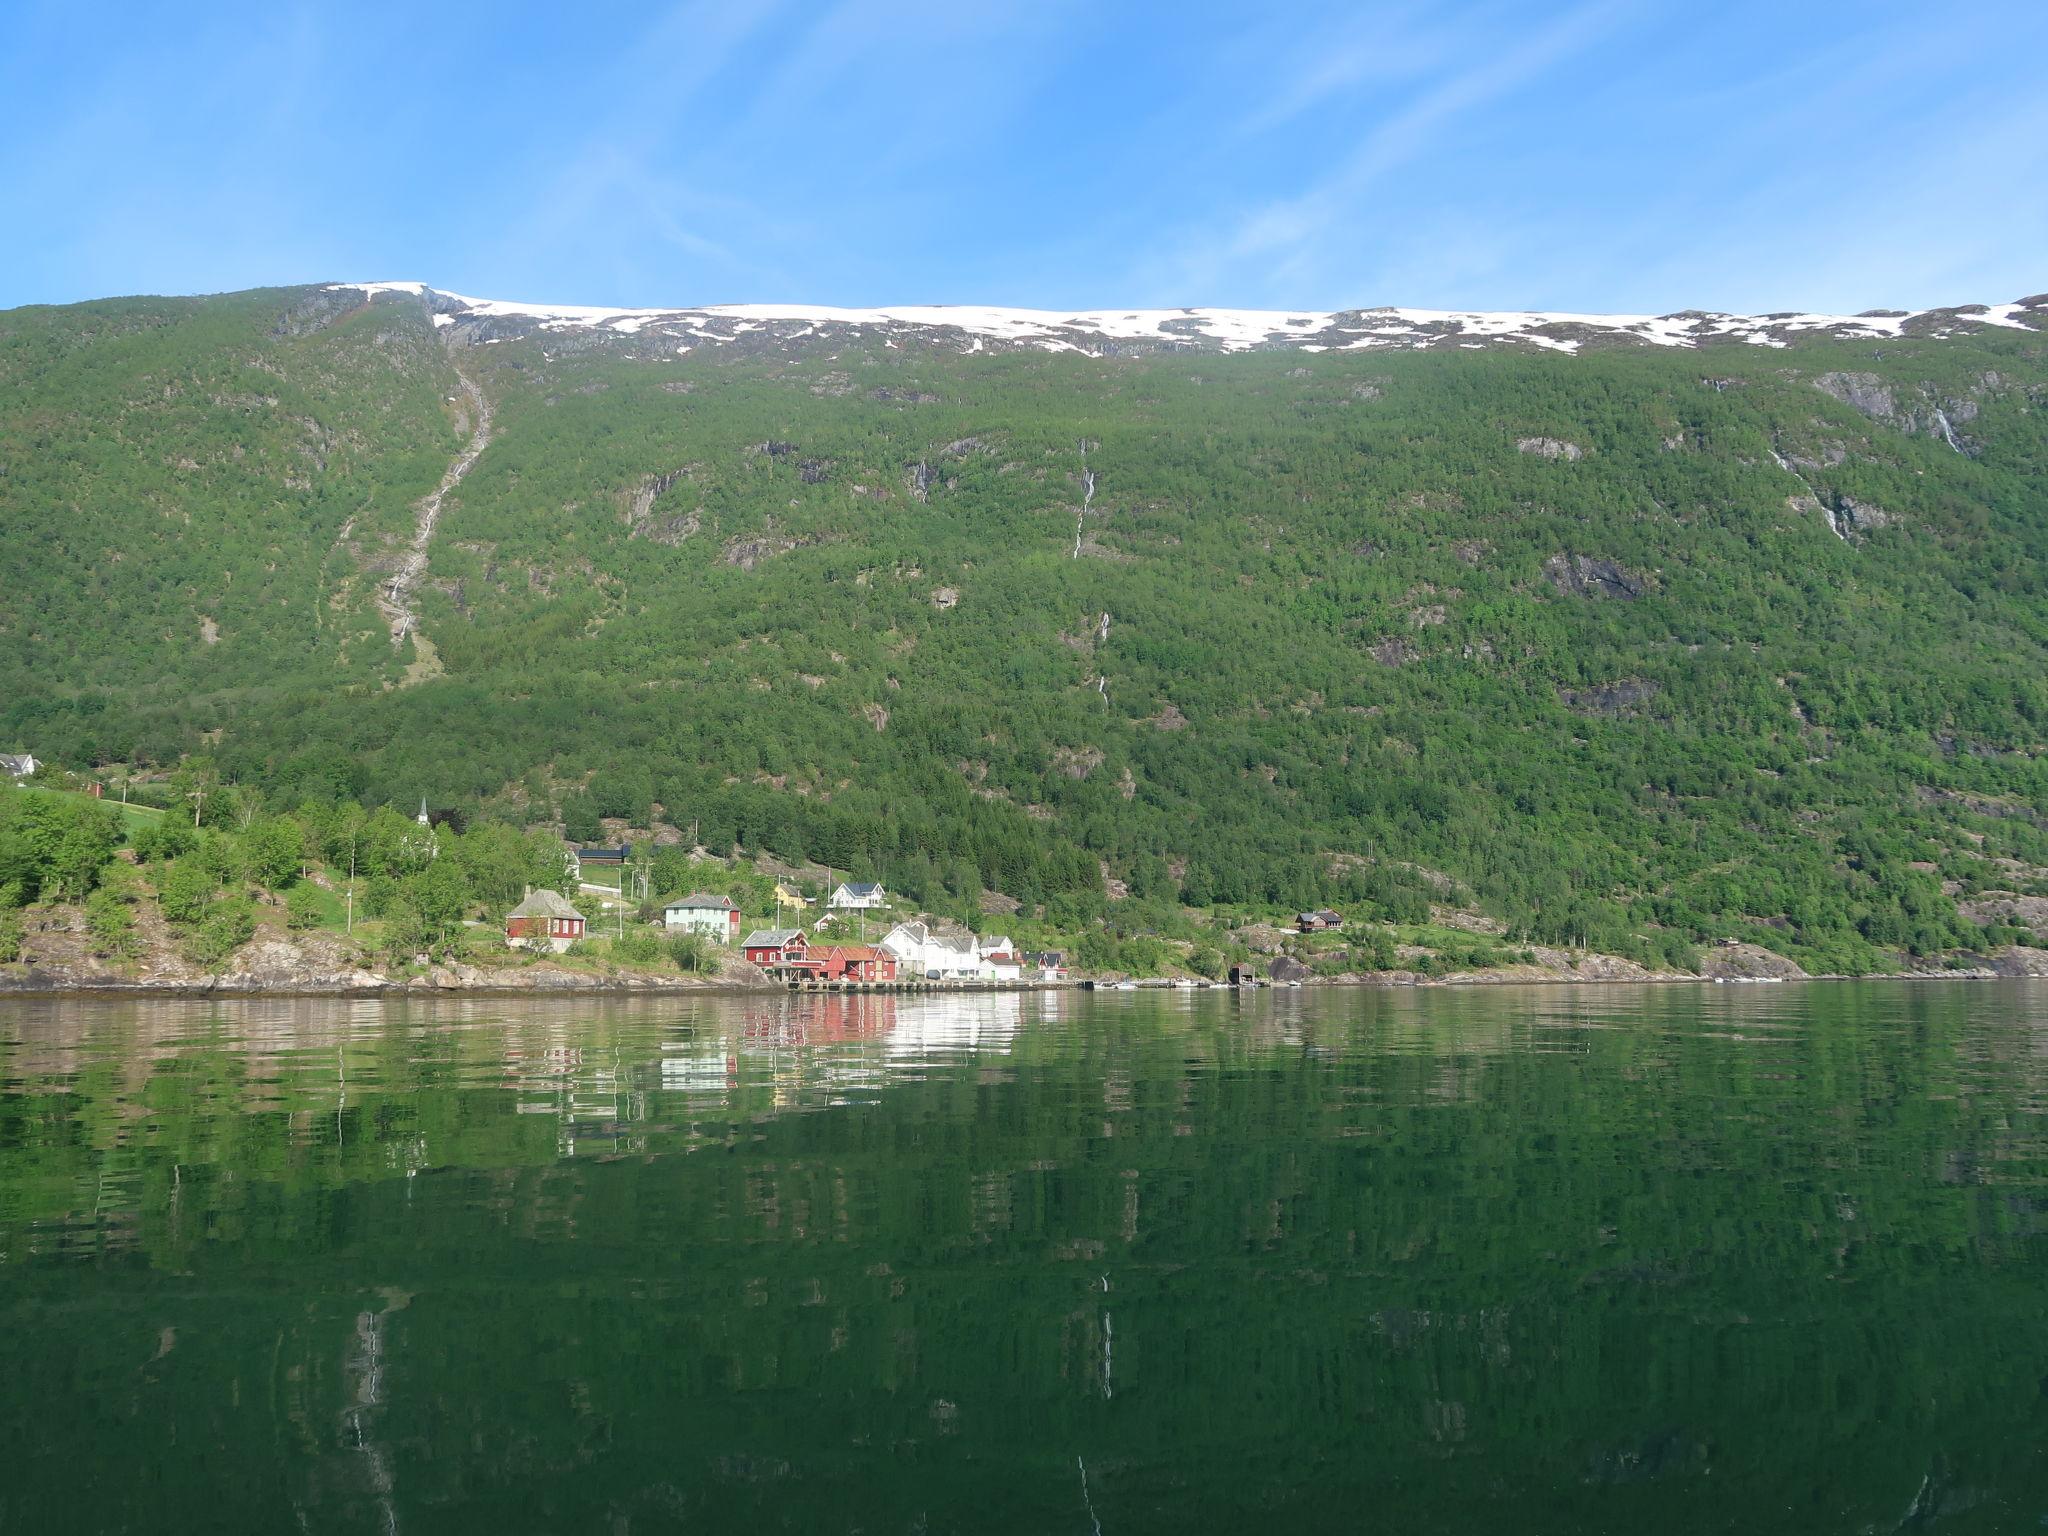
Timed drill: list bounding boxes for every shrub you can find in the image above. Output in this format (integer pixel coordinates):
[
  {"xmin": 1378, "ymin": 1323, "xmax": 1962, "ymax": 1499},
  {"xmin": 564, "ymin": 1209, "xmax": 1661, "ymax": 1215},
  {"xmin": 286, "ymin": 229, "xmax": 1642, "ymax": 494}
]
[
  {"xmin": 0, "ymin": 911, "xmax": 21, "ymax": 964},
  {"xmin": 613, "ymin": 928, "xmax": 663, "ymax": 965},
  {"xmin": 284, "ymin": 882, "xmax": 324, "ymax": 931},
  {"xmin": 667, "ymin": 932, "xmax": 712, "ymax": 973},
  {"xmin": 132, "ymin": 817, "xmax": 197, "ymax": 864},
  {"xmin": 85, "ymin": 886, "xmax": 138, "ymax": 958},
  {"xmin": 182, "ymin": 900, "xmax": 254, "ymax": 968},
  {"xmin": 157, "ymin": 860, "xmax": 216, "ymax": 924}
]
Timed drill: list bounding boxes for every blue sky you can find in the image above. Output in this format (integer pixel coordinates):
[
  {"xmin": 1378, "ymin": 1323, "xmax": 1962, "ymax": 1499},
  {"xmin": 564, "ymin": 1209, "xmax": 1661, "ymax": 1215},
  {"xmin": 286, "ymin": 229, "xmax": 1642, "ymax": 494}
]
[{"xmin": 4, "ymin": 0, "xmax": 2044, "ymax": 313}]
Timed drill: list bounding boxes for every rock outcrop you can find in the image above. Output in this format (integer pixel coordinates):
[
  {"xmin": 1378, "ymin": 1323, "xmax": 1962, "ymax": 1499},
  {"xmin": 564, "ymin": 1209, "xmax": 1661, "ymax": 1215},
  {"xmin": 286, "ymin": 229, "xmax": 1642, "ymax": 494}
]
[
  {"xmin": 1517, "ymin": 436, "xmax": 1586, "ymax": 460},
  {"xmin": 1699, "ymin": 943, "xmax": 1808, "ymax": 981},
  {"xmin": 1544, "ymin": 554, "xmax": 1649, "ymax": 600}
]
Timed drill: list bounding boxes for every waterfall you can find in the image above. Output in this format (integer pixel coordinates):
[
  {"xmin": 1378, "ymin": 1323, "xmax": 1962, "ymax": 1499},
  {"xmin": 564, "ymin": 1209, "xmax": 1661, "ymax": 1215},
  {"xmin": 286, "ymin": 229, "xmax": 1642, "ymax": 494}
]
[{"xmin": 1074, "ymin": 439, "xmax": 1093, "ymax": 557}]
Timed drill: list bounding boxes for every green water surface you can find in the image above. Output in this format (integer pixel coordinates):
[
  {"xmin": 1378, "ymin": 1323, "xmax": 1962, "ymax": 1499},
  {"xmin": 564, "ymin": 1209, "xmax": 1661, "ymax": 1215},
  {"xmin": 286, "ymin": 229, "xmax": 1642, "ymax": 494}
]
[{"xmin": 3, "ymin": 982, "xmax": 2046, "ymax": 1533}]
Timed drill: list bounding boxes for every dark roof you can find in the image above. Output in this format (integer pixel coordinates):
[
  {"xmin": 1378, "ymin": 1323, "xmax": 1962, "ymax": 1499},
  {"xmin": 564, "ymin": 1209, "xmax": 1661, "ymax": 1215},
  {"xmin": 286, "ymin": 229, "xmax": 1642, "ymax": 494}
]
[
  {"xmin": 509, "ymin": 889, "xmax": 584, "ymax": 921},
  {"xmin": 742, "ymin": 928, "xmax": 805, "ymax": 948}
]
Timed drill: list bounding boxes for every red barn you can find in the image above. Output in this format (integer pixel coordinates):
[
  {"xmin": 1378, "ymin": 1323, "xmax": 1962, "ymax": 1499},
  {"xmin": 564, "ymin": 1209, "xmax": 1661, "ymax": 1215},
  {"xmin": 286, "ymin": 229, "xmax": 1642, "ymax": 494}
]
[{"xmin": 813, "ymin": 943, "xmax": 898, "ymax": 982}]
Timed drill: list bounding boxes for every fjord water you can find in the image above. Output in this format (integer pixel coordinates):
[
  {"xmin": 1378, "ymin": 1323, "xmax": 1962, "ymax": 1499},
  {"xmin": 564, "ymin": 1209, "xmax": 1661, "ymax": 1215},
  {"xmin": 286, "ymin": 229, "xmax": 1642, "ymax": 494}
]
[{"xmin": 4, "ymin": 985, "xmax": 2047, "ymax": 1533}]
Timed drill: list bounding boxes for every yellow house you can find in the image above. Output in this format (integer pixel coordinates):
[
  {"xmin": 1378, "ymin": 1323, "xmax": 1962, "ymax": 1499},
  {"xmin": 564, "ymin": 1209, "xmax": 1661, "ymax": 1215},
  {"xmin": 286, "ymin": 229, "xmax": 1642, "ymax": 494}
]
[{"xmin": 773, "ymin": 880, "xmax": 810, "ymax": 910}]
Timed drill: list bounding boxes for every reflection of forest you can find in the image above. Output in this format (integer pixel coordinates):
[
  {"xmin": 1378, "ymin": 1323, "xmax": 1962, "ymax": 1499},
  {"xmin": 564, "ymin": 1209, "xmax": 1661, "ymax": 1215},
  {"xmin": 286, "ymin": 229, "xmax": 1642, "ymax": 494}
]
[{"xmin": 4, "ymin": 984, "xmax": 2048, "ymax": 1532}]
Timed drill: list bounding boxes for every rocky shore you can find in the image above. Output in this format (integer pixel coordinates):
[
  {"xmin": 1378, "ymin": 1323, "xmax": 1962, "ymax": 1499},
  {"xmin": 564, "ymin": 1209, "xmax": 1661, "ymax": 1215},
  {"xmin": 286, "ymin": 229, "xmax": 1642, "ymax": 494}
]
[{"xmin": 3, "ymin": 930, "xmax": 2042, "ymax": 999}]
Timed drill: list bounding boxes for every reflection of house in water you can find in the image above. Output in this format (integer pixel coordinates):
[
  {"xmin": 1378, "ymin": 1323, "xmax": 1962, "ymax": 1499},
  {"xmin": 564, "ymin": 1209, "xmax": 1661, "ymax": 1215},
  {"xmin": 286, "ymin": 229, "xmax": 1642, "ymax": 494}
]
[
  {"xmin": 885, "ymin": 993, "xmax": 1025, "ymax": 1060},
  {"xmin": 501, "ymin": 1034, "xmax": 642, "ymax": 1157},
  {"xmin": 651, "ymin": 993, "xmax": 1031, "ymax": 1118}
]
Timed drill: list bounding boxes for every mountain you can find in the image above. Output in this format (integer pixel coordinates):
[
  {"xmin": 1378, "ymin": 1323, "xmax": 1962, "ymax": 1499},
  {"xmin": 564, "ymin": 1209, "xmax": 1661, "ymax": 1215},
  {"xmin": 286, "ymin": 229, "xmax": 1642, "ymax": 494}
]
[{"xmin": 3, "ymin": 279, "xmax": 2046, "ymax": 972}]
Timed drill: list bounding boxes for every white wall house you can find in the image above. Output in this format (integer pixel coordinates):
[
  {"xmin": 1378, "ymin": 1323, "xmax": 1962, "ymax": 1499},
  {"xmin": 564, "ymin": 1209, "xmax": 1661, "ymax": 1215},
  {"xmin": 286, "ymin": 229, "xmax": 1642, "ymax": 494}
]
[
  {"xmin": 828, "ymin": 881, "xmax": 888, "ymax": 910},
  {"xmin": 663, "ymin": 892, "xmax": 741, "ymax": 944},
  {"xmin": 977, "ymin": 935, "xmax": 1023, "ymax": 983},
  {"xmin": 880, "ymin": 921, "xmax": 981, "ymax": 980},
  {"xmin": 0, "ymin": 753, "xmax": 38, "ymax": 779}
]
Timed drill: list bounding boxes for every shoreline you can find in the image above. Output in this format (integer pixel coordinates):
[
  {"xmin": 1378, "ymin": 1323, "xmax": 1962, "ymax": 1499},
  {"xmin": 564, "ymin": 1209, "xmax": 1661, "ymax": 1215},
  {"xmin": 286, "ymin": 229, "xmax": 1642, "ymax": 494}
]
[{"xmin": 3, "ymin": 957, "xmax": 2041, "ymax": 1002}]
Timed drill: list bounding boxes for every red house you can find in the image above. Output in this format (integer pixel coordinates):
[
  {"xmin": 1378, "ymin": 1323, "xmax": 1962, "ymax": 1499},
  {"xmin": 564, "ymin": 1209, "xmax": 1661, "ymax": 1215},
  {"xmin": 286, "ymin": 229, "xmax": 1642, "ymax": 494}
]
[
  {"xmin": 812, "ymin": 944, "xmax": 898, "ymax": 982},
  {"xmin": 743, "ymin": 928, "xmax": 810, "ymax": 969},
  {"xmin": 506, "ymin": 888, "xmax": 587, "ymax": 952}
]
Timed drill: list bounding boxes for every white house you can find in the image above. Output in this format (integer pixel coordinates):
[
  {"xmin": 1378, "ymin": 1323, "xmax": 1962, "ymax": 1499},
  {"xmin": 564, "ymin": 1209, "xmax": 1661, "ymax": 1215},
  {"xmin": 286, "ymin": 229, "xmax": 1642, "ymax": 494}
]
[
  {"xmin": 663, "ymin": 892, "xmax": 741, "ymax": 944},
  {"xmin": 0, "ymin": 752, "xmax": 38, "ymax": 779},
  {"xmin": 880, "ymin": 920, "xmax": 983, "ymax": 980},
  {"xmin": 828, "ymin": 881, "xmax": 887, "ymax": 911},
  {"xmin": 977, "ymin": 935, "xmax": 1023, "ymax": 983}
]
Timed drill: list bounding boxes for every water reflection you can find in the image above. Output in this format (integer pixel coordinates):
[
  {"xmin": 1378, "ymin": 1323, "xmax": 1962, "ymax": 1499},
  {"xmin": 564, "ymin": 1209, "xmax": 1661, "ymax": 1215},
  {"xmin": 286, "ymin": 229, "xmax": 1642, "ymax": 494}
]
[{"xmin": 2, "ymin": 982, "xmax": 2047, "ymax": 1534}]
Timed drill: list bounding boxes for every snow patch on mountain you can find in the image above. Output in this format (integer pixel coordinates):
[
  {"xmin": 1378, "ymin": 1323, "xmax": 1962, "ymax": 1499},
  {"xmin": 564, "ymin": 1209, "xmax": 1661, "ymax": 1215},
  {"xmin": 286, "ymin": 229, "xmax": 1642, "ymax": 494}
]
[{"xmin": 332, "ymin": 283, "xmax": 2044, "ymax": 356}]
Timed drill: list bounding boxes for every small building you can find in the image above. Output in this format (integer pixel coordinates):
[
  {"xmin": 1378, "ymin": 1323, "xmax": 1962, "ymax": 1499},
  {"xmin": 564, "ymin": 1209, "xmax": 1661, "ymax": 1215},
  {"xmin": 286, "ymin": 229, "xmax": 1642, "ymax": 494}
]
[
  {"xmin": 812, "ymin": 943, "xmax": 899, "ymax": 982},
  {"xmin": 1296, "ymin": 909, "xmax": 1344, "ymax": 933},
  {"xmin": 1028, "ymin": 950, "xmax": 1069, "ymax": 981},
  {"xmin": 507, "ymin": 888, "xmax": 586, "ymax": 952},
  {"xmin": 663, "ymin": 892, "xmax": 741, "ymax": 944},
  {"xmin": 978, "ymin": 935, "xmax": 1023, "ymax": 982},
  {"xmin": 743, "ymin": 928, "xmax": 810, "ymax": 970},
  {"xmin": 1228, "ymin": 962, "xmax": 1260, "ymax": 987},
  {"xmin": 772, "ymin": 880, "xmax": 811, "ymax": 910},
  {"xmin": 577, "ymin": 844, "xmax": 632, "ymax": 867},
  {"xmin": 827, "ymin": 881, "xmax": 887, "ymax": 911},
  {"xmin": 0, "ymin": 752, "xmax": 39, "ymax": 780}
]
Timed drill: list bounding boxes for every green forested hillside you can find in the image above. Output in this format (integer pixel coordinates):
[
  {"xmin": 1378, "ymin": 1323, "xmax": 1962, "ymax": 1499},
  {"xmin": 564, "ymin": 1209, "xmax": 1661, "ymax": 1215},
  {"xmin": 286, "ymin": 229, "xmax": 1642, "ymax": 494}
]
[{"xmin": 4, "ymin": 283, "xmax": 2046, "ymax": 972}]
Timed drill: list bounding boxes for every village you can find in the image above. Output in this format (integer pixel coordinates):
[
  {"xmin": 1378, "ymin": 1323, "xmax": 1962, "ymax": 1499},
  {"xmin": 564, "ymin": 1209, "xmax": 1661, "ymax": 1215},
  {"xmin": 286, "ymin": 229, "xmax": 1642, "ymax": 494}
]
[
  {"xmin": 1, "ymin": 752, "xmax": 1541, "ymax": 993},
  {"xmin": 513, "ymin": 862, "xmax": 1079, "ymax": 988}
]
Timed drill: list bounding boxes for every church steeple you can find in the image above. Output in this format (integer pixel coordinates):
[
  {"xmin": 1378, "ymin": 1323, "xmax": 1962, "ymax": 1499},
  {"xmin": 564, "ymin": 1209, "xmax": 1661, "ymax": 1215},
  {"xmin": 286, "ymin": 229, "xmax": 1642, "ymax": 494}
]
[{"xmin": 417, "ymin": 796, "xmax": 431, "ymax": 826}]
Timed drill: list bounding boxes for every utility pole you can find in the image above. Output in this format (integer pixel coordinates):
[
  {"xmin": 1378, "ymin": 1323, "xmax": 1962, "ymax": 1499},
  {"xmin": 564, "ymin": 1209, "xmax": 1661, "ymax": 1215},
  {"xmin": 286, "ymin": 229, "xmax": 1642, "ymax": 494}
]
[{"xmin": 344, "ymin": 810, "xmax": 363, "ymax": 937}]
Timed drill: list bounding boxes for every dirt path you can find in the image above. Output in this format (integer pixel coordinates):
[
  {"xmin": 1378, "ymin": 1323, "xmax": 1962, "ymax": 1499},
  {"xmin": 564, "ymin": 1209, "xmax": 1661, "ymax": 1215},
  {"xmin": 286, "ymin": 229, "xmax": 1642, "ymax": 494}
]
[{"xmin": 380, "ymin": 358, "xmax": 492, "ymax": 649}]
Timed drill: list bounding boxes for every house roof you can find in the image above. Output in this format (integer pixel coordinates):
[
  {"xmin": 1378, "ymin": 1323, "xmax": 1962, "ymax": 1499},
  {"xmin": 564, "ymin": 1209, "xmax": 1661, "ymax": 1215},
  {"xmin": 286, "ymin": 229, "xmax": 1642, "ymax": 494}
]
[
  {"xmin": 743, "ymin": 928, "xmax": 805, "ymax": 948},
  {"xmin": 666, "ymin": 892, "xmax": 735, "ymax": 911},
  {"xmin": 0, "ymin": 753, "xmax": 35, "ymax": 775},
  {"xmin": 836, "ymin": 881, "xmax": 884, "ymax": 896},
  {"xmin": 509, "ymin": 888, "xmax": 583, "ymax": 921}
]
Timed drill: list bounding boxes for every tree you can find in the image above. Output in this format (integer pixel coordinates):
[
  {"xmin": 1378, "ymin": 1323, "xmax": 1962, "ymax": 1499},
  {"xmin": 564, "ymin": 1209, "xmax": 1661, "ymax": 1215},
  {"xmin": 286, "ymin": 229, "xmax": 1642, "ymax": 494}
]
[
  {"xmin": 157, "ymin": 860, "xmax": 216, "ymax": 924},
  {"xmin": 284, "ymin": 883, "xmax": 324, "ymax": 931},
  {"xmin": 668, "ymin": 931, "xmax": 712, "ymax": 973},
  {"xmin": 85, "ymin": 885, "xmax": 138, "ymax": 958},
  {"xmin": 562, "ymin": 792, "xmax": 602, "ymax": 844},
  {"xmin": 245, "ymin": 817, "xmax": 304, "ymax": 890}
]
